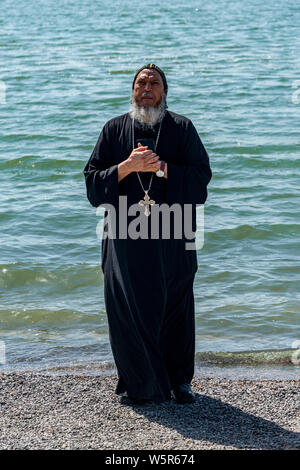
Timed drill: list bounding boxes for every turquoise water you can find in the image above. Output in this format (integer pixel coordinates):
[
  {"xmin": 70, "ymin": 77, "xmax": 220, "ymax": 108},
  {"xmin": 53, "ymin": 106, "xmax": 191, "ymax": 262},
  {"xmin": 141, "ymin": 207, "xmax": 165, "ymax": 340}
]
[{"xmin": 0, "ymin": 0, "xmax": 299, "ymax": 376}]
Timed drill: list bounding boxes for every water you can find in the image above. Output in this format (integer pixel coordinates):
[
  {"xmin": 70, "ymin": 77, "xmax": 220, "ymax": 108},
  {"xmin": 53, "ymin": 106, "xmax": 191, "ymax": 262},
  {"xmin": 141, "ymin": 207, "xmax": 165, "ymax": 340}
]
[{"xmin": 0, "ymin": 0, "xmax": 299, "ymax": 378}]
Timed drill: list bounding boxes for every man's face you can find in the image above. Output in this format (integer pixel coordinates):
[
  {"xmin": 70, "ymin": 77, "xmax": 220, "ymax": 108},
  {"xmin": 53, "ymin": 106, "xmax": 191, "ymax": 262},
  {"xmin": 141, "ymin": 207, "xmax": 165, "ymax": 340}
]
[{"xmin": 133, "ymin": 69, "xmax": 164, "ymax": 108}]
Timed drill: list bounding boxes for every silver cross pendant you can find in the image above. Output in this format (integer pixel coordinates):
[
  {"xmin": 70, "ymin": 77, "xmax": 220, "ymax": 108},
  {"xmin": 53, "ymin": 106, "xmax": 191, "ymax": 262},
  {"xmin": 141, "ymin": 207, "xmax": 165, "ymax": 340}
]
[{"xmin": 138, "ymin": 191, "xmax": 155, "ymax": 217}]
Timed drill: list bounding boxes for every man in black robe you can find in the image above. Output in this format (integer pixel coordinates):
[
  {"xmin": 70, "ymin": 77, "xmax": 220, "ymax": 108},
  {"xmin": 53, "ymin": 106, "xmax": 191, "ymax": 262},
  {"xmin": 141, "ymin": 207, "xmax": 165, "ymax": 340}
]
[{"xmin": 83, "ymin": 64, "xmax": 212, "ymax": 405}]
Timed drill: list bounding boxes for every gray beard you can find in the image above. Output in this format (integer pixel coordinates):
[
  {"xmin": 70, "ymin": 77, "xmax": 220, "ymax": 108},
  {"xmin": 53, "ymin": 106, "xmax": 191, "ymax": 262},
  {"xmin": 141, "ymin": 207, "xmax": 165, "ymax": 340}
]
[{"xmin": 129, "ymin": 94, "xmax": 167, "ymax": 129}]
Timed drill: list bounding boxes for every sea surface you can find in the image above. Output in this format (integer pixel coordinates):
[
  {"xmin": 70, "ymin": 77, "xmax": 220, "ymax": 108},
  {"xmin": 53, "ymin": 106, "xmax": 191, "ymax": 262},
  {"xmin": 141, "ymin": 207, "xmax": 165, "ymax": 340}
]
[{"xmin": 0, "ymin": 0, "xmax": 299, "ymax": 378}]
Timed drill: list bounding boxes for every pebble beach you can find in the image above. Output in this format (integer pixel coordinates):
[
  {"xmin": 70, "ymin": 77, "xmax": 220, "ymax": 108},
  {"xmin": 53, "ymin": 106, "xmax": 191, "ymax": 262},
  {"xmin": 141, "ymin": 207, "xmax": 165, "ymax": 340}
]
[{"xmin": 0, "ymin": 372, "xmax": 299, "ymax": 450}]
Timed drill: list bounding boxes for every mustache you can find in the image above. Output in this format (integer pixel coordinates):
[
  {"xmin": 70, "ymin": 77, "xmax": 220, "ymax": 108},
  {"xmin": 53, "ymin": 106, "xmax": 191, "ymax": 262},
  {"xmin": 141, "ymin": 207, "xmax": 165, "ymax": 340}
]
[{"xmin": 141, "ymin": 92, "xmax": 155, "ymax": 98}]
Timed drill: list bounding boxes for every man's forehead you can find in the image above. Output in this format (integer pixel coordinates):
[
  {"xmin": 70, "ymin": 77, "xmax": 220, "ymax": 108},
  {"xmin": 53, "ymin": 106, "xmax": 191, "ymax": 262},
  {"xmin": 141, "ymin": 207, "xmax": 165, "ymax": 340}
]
[{"xmin": 136, "ymin": 69, "xmax": 163, "ymax": 82}]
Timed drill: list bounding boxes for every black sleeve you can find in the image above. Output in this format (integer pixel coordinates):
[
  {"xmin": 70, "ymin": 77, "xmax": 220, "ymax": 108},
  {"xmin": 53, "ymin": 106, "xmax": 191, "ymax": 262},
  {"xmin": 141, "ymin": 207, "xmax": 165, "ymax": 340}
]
[
  {"xmin": 166, "ymin": 120, "xmax": 212, "ymax": 205},
  {"xmin": 83, "ymin": 123, "xmax": 119, "ymax": 208}
]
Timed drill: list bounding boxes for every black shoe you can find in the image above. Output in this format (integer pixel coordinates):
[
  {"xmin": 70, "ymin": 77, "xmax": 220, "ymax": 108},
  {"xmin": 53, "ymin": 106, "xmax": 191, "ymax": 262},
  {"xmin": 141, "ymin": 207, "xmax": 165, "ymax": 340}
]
[
  {"xmin": 172, "ymin": 383, "xmax": 195, "ymax": 404},
  {"xmin": 119, "ymin": 392, "xmax": 151, "ymax": 405}
]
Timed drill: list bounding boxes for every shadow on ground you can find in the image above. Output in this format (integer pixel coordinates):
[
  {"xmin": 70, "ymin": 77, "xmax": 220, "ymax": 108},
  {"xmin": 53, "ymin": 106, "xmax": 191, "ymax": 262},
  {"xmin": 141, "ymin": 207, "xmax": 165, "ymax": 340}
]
[{"xmin": 131, "ymin": 392, "xmax": 299, "ymax": 450}]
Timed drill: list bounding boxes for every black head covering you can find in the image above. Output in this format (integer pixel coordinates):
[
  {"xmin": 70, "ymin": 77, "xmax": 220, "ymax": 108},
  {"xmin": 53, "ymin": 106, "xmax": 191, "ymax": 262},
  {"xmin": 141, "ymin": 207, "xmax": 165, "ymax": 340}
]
[{"xmin": 132, "ymin": 64, "xmax": 168, "ymax": 94}]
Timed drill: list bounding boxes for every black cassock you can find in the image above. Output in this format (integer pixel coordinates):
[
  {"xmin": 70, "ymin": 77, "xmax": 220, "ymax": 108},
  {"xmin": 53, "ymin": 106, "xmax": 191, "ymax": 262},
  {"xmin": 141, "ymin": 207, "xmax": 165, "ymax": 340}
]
[{"xmin": 84, "ymin": 110, "xmax": 212, "ymax": 402}]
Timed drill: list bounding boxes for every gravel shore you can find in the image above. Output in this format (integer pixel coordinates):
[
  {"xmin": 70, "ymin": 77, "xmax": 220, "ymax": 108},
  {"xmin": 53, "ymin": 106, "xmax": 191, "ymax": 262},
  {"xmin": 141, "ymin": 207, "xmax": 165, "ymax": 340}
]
[{"xmin": 0, "ymin": 372, "xmax": 299, "ymax": 450}]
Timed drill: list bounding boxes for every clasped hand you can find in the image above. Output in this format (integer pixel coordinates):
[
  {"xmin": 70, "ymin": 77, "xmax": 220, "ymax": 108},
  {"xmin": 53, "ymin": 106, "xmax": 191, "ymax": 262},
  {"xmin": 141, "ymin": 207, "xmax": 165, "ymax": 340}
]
[{"xmin": 126, "ymin": 142, "xmax": 161, "ymax": 172}]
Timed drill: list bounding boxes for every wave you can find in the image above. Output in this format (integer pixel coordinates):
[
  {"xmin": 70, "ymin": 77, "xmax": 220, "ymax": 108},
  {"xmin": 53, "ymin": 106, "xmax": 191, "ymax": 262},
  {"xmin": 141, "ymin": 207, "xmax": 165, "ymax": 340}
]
[
  {"xmin": 207, "ymin": 223, "xmax": 300, "ymax": 242},
  {"xmin": 195, "ymin": 349, "xmax": 300, "ymax": 366},
  {"xmin": 2, "ymin": 134, "xmax": 69, "ymax": 142},
  {"xmin": 0, "ymin": 264, "xmax": 102, "ymax": 290},
  {"xmin": 0, "ymin": 308, "xmax": 99, "ymax": 326},
  {"xmin": 212, "ymin": 144, "xmax": 299, "ymax": 156},
  {"xmin": 0, "ymin": 155, "xmax": 84, "ymax": 170}
]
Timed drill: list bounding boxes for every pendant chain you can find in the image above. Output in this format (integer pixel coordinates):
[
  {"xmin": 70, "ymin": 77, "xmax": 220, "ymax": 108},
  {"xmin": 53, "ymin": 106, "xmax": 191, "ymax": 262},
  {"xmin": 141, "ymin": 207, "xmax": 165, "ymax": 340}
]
[{"xmin": 132, "ymin": 118, "xmax": 163, "ymax": 194}]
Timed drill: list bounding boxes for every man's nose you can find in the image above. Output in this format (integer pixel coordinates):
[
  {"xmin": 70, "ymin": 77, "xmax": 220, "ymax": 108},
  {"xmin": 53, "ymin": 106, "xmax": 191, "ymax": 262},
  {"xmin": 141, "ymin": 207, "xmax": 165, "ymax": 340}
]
[{"xmin": 145, "ymin": 81, "xmax": 152, "ymax": 91}]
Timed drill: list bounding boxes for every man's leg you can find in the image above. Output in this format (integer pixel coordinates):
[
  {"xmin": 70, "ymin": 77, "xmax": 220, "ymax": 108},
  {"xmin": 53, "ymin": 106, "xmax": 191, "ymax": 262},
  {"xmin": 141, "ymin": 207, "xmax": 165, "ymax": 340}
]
[
  {"xmin": 159, "ymin": 274, "xmax": 196, "ymax": 389},
  {"xmin": 104, "ymin": 267, "xmax": 172, "ymax": 403}
]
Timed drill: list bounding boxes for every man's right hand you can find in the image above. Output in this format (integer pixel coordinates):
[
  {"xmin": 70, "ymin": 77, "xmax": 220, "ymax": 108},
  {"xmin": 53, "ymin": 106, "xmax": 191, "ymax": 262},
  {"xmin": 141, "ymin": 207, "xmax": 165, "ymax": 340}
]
[{"xmin": 118, "ymin": 143, "xmax": 161, "ymax": 182}]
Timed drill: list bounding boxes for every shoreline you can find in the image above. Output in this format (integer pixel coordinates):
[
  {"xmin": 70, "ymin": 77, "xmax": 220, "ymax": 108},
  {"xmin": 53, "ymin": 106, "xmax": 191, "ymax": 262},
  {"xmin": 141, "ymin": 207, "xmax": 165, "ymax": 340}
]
[
  {"xmin": 1, "ymin": 358, "xmax": 299, "ymax": 381},
  {"xmin": 0, "ymin": 372, "xmax": 299, "ymax": 450}
]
